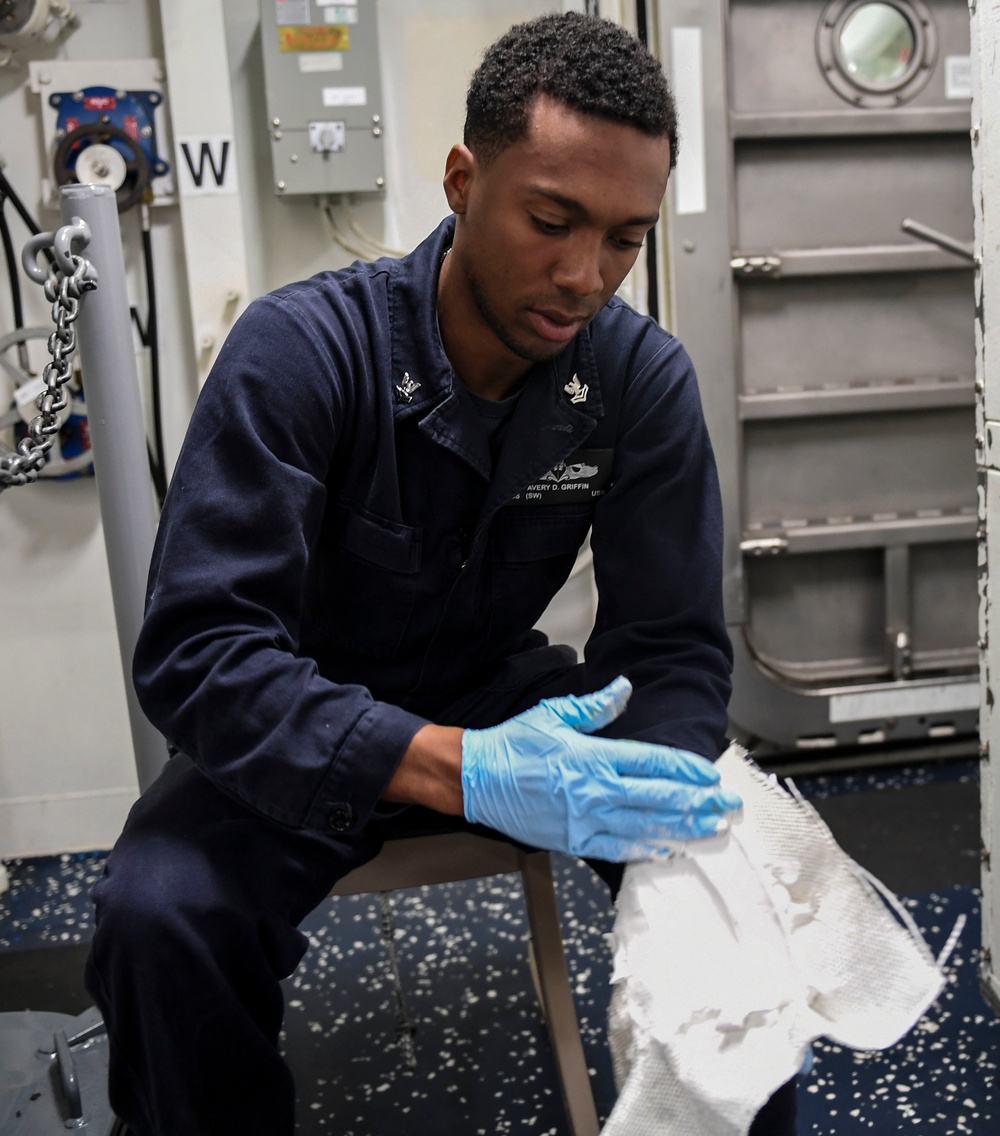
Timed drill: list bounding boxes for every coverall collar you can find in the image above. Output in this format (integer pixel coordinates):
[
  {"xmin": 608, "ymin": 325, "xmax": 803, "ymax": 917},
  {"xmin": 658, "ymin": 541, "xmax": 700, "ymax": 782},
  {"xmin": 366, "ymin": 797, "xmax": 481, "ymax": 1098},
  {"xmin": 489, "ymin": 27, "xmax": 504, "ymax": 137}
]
[{"xmin": 387, "ymin": 216, "xmax": 604, "ymax": 490}]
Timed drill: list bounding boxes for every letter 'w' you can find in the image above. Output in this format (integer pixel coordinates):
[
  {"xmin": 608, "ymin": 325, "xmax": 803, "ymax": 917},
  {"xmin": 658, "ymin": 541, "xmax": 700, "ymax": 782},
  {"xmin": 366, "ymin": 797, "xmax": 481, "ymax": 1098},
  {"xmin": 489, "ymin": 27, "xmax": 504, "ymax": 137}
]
[{"xmin": 180, "ymin": 140, "xmax": 231, "ymax": 189}]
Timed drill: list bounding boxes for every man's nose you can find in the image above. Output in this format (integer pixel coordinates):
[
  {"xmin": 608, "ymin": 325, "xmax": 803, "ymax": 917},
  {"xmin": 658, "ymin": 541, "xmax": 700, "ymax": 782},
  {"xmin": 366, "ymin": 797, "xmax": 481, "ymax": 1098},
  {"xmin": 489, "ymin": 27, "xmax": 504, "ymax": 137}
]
[{"xmin": 552, "ymin": 234, "xmax": 604, "ymax": 298}]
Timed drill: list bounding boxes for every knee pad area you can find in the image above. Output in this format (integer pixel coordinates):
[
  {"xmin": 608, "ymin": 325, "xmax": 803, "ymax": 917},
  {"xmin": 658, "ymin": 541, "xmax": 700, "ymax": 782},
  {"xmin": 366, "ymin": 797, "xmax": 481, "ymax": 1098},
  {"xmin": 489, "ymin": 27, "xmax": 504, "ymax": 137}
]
[
  {"xmin": 92, "ymin": 841, "xmax": 239, "ymax": 948},
  {"xmin": 90, "ymin": 838, "xmax": 309, "ymax": 988}
]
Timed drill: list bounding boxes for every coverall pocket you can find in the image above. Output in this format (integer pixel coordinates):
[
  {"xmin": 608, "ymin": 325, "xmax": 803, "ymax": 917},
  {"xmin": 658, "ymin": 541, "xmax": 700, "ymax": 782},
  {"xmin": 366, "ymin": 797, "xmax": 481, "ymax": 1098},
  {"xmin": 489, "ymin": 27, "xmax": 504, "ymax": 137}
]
[
  {"xmin": 322, "ymin": 503, "xmax": 422, "ymax": 658},
  {"xmin": 484, "ymin": 509, "xmax": 593, "ymax": 659}
]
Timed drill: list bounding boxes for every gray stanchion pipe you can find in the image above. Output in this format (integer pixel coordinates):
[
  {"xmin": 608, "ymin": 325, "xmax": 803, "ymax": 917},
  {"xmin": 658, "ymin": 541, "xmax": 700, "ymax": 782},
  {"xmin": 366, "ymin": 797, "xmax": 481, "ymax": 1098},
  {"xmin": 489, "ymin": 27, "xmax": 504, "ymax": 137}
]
[{"xmin": 59, "ymin": 184, "xmax": 168, "ymax": 793}]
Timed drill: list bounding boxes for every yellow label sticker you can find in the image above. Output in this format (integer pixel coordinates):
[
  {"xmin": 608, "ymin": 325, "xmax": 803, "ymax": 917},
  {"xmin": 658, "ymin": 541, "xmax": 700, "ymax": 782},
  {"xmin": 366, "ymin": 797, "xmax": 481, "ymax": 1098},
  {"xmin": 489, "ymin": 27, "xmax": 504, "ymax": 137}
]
[{"xmin": 278, "ymin": 25, "xmax": 350, "ymax": 52}]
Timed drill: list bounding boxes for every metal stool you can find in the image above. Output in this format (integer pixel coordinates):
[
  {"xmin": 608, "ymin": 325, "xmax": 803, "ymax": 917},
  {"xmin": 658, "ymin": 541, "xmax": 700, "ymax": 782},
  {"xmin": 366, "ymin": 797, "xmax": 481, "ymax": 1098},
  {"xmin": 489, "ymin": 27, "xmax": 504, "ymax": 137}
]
[{"xmin": 331, "ymin": 830, "xmax": 601, "ymax": 1136}]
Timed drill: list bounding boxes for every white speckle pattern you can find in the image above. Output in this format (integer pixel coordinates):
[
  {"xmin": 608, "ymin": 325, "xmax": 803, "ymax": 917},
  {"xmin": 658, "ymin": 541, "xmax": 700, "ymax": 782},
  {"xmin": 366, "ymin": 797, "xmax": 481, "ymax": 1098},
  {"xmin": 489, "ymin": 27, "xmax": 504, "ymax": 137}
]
[
  {"xmin": 278, "ymin": 866, "xmax": 618, "ymax": 1133},
  {"xmin": 799, "ymin": 887, "xmax": 997, "ymax": 1135},
  {"xmin": 1, "ymin": 812, "xmax": 996, "ymax": 1133},
  {"xmin": 0, "ymin": 852, "xmax": 105, "ymax": 949},
  {"xmin": 792, "ymin": 759, "xmax": 979, "ymax": 801}
]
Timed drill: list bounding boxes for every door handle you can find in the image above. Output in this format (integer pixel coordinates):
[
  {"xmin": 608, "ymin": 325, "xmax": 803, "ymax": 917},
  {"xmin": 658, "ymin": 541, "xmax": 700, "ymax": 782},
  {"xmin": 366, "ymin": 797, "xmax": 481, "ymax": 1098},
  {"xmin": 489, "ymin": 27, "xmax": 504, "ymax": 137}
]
[{"xmin": 901, "ymin": 218, "xmax": 979, "ymax": 266}]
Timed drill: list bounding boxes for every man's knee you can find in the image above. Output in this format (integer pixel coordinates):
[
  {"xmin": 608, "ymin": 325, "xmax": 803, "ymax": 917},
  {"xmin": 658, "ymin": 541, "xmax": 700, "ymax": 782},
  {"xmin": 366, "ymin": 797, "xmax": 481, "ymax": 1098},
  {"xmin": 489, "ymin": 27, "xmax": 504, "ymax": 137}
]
[
  {"xmin": 90, "ymin": 837, "xmax": 240, "ymax": 966},
  {"xmin": 89, "ymin": 828, "xmax": 316, "ymax": 996}
]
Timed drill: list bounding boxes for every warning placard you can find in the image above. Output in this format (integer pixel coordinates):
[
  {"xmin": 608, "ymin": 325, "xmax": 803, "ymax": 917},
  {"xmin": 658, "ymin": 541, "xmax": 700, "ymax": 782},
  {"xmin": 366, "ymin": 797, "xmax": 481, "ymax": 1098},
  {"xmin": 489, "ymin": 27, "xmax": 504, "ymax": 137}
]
[{"xmin": 279, "ymin": 25, "xmax": 350, "ymax": 52}]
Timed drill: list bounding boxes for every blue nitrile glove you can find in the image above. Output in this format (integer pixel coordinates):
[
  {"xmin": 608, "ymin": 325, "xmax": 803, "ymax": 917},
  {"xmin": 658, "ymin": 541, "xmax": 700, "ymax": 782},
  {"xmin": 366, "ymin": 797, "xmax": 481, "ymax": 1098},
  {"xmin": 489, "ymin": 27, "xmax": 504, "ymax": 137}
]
[{"xmin": 460, "ymin": 676, "xmax": 742, "ymax": 862}]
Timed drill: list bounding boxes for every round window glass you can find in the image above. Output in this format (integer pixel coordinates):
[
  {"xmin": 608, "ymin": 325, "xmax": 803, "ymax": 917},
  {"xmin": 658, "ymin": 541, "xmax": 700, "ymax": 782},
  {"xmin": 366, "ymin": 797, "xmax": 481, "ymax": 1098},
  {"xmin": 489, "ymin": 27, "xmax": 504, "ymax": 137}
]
[{"xmin": 838, "ymin": 3, "xmax": 916, "ymax": 87}]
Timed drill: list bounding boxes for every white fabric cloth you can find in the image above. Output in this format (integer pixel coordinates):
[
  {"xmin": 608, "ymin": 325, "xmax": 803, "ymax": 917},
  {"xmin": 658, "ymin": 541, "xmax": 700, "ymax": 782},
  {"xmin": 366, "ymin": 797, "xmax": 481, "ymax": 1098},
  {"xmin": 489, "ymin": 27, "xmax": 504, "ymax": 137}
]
[{"xmin": 603, "ymin": 744, "xmax": 948, "ymax": 1136}]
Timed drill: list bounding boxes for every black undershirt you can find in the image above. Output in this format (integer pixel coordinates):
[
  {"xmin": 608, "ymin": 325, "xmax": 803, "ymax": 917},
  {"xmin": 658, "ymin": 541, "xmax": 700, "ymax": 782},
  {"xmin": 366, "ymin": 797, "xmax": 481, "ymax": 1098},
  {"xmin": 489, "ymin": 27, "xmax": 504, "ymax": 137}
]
[{"xmin": 462, "ymin": 385, "xmax": 522, "ymax": 470}]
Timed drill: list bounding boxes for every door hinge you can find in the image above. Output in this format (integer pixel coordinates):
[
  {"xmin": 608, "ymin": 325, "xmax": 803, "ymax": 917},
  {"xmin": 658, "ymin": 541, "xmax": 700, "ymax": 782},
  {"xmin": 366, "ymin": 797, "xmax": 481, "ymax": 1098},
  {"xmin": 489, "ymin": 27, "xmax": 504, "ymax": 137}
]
[
  {"xmin": 740, "ymin": 537, "xmax": 789, "ymax": 556},
  {"xmin": 730, "ymin": 254, "xmax": 782, "ymax": 278}
]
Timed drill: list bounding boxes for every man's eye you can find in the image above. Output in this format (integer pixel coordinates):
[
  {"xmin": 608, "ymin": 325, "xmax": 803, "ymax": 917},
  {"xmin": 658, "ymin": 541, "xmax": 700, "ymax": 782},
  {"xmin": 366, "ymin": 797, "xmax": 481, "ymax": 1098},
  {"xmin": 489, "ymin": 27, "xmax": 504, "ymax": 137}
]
[
  {"xmin": 613, "ymin": 236, "xmax": 645, "ymax": 251},
  {"xmin": 530, "ymin": 215, "xmax": 567, "ymax": 235}
]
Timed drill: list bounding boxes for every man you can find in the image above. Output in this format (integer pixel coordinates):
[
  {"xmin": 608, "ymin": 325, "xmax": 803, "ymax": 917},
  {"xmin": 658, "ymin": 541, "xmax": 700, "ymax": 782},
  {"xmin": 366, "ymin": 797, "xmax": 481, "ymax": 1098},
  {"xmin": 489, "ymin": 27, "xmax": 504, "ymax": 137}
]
[{"xmin": 85, "ymin": 12, "xmax": 796, "ymax": 1135}]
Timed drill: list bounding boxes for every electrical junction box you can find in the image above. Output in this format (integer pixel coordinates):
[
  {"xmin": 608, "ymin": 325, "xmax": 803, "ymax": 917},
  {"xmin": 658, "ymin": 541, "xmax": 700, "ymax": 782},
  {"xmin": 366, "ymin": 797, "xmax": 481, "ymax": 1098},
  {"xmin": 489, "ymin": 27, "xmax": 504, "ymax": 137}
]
[{"xmin": 259, "ymin": 0, "xmax": 385, "ymax": 196}]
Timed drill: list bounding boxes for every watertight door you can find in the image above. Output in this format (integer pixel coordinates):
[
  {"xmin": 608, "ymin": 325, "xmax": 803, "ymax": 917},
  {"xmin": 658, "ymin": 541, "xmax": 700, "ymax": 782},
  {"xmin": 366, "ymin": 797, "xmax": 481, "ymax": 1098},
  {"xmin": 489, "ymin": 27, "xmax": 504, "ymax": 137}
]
[{"xmin": 658, "ymin": 0, "xmax": 977, "ymax": 754}]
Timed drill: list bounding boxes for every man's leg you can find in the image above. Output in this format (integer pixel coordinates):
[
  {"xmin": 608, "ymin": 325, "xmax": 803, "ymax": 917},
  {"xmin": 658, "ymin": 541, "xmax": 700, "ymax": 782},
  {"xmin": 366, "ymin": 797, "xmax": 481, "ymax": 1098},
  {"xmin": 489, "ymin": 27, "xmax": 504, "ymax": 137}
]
[
  {"xmin": 86, "ymin": 645, "xmax": 582, "ymax": 1136},
  {"xmin": 85, "ymin": 753, "xmax": 384, "ymax": 1136}
]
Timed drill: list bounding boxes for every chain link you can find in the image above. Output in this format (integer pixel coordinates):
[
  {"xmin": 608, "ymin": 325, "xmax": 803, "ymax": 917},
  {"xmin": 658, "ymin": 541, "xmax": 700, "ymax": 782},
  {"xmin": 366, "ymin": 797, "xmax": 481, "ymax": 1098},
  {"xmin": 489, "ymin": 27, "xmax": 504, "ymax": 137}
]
[{"xmin": 0, "ymin": 251, "xmax": 97, "ymax": 490}]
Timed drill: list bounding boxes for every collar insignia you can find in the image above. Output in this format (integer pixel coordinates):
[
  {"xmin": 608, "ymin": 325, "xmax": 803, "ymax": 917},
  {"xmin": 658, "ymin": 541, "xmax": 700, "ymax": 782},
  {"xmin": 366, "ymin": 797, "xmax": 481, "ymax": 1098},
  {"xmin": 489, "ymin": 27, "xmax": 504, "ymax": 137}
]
[
  {"xmin": 563, "ymin": 373, "xmax": 589, "ymax": 405},
  {"xmin": 394, "ymin": 372, "xmax": 421, "ymax": 404}
]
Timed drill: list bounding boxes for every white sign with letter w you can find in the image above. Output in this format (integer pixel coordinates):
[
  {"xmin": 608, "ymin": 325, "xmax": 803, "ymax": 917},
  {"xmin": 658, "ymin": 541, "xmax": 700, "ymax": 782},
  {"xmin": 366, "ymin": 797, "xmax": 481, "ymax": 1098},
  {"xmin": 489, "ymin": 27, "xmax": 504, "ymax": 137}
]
[{"xmin": 175, "ymin": 135, "xmax": 239, "ymax": 197}]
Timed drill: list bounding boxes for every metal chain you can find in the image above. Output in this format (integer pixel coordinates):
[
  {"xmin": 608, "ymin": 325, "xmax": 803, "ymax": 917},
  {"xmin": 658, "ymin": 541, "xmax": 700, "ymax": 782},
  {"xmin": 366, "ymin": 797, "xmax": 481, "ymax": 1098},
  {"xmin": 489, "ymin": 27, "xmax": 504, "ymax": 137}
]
[{"xmin": 0, "ymin": 250, "xmax": 96, "ymax": 491}]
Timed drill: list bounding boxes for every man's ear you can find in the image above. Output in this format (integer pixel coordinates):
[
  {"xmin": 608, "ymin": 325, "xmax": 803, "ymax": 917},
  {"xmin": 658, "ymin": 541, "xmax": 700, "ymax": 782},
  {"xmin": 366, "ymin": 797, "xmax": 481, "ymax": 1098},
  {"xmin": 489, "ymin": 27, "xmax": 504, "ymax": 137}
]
[{"xmin": 442, "ymin": 143, "xmax": 476, "ymax": 215}]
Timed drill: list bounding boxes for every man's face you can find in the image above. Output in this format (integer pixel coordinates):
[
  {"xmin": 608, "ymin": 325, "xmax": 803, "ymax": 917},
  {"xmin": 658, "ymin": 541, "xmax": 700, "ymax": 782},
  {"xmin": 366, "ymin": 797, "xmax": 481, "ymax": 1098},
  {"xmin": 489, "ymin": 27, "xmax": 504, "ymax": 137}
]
[{"xmin": 443, "ymin": 95, "xmax": 672, "ymax": 370}]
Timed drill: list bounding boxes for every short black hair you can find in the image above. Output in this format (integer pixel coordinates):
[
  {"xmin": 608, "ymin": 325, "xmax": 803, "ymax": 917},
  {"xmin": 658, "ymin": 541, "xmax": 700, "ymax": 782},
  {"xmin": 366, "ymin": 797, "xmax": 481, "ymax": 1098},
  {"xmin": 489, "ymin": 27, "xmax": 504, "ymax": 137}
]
[{"xmin": 464, "ymin": 11, "xmax": 678, "ymax": 171}]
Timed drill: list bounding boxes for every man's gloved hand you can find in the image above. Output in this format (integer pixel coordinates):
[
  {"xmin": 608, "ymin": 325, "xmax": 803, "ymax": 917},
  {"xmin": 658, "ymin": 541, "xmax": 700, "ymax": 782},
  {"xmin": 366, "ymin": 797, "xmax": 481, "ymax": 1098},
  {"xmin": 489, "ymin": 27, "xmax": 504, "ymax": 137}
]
[{"xmin": 460, "ymin": 675, "xmax": 742, "ymax": 862}]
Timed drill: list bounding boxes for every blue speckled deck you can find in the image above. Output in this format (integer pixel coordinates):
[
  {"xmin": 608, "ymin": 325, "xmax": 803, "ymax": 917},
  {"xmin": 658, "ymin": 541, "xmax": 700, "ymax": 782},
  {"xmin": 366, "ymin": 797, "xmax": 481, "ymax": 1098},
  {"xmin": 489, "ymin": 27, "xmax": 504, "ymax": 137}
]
[
  {"xmin": 800, "ymin": 886, "xmax": 996, "ymax": 1136},
  {"xmin": 791, "ymin": 757, "xmax": 981, "ymax": 800},
  {"xmin": 1, "ymin": 756, "xmax": 997, "ymax": 1134},
  {"xmin": 0, "ymin": 853, "xmax": 104, "ymax": 952}
]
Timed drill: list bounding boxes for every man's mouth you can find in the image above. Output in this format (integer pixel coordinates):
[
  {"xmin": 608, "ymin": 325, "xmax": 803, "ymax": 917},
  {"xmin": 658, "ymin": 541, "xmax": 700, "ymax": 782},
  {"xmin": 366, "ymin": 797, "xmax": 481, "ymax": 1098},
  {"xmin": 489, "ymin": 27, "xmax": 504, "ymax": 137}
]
[{"xmin": 527, "ymin": 308, "xmax": 590, "ymax": 344}]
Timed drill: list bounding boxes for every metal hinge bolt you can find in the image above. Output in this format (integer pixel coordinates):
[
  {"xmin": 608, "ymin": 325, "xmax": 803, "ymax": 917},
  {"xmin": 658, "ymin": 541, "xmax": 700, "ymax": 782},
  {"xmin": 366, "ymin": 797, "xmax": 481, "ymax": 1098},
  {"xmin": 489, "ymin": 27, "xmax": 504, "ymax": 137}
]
[
  {"xmin": 730, "ymin": 255, "xmax": 782, "ymax": 277},
  {"xmin": 740, "ymin": 537, "xmax": 789, "ymax": 556}
]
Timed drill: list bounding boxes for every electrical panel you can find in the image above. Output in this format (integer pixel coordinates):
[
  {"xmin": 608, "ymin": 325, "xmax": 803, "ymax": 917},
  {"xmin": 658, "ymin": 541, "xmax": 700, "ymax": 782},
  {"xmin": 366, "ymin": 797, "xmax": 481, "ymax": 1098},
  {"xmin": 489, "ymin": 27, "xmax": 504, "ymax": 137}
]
[{"xmin": 258, "ymin": 0, "xmax": 385, "ymax": 197}]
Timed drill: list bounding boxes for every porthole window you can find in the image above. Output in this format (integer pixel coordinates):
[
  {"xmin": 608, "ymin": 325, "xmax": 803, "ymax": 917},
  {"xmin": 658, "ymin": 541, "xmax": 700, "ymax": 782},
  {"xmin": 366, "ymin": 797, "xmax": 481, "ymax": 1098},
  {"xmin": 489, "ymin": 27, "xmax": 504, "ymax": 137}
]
[
  {"xmin": 817, "ymin": 0, "xmax": 937, "ymax": 108},
  {"xmin": 840, "ymin": 4, "xmax": 915, "ymax": 86}
]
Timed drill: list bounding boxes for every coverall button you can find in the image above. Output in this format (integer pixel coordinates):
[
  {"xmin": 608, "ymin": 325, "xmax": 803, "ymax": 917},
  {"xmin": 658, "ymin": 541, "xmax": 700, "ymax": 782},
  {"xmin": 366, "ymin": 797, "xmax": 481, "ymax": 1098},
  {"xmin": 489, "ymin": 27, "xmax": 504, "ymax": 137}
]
[{"xmin": 327, "ymin": 805, "xmax": 355, "ymax": 832}]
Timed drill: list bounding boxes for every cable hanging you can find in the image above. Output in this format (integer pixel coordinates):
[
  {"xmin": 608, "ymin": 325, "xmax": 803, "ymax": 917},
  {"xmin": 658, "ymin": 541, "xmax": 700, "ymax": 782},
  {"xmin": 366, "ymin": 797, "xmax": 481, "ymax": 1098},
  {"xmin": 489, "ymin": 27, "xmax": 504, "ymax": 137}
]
[{"xmin": 320, "ymin": 196, "xmax": 408, "ymax": 261}]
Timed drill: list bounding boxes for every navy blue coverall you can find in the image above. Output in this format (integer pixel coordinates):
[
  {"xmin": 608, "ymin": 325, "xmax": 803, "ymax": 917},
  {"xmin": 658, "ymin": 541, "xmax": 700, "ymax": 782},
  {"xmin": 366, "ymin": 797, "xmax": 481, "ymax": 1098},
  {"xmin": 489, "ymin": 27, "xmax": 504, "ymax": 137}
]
[{"xmin": 85, "ymin": 217, "xmax": 796, "ymax": 1134}]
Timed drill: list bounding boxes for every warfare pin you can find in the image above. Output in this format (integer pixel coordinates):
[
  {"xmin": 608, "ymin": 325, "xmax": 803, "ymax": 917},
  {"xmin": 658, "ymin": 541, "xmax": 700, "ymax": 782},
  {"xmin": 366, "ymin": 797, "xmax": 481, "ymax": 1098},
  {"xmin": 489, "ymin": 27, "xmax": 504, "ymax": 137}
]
[
  {"xmin": 563, "ymin": 374, "xmax": 589, "ymax": 405},
  {"xmin": 394, "ymin": 372, "xmax": 421, "ymax": 404}
]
